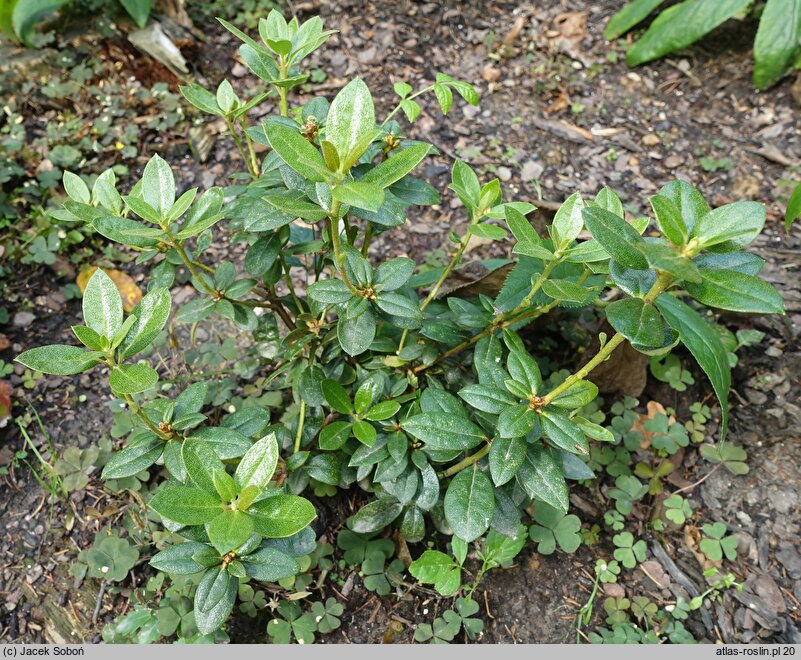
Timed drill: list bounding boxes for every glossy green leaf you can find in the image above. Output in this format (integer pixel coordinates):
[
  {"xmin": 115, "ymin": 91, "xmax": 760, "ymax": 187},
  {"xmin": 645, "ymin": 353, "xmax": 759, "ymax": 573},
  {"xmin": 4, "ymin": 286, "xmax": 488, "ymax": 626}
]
[
  {"xmin": 248, "ymin": 495, "xmax": 316, "ymax": 537},
  {"xmin": 785, "ymin": 183, "xmax": 801, "ymax": 233},
  {"xmin": 659, "ymin": 180, "xmax": 709, "ymax": 236},
  {"xmin": 548, "ymin": 380, "xmax": 598, "ymax": 410},
  {"xmin": 318, "ymin": 421, "xmax": 352, "ymax": 450},
  {"xmin": 82, "ymin": 268, "xmax": 123, "ymax": 338},
  {"xmin": 655, "ymin": 293, "xmax": 730, "ymax": 439},
  {"xmin": 626, "ymin": 0, "xmax": 751, "ymax": 66},
  {"xmin": 607, "ymin": 298, "xmax": 665, "ymax": 348},
  {"xmin": 194, "ymin": 567, "xmax": 237, "ymax": 635},
  {"xmin": 15, "ymin": 345, "xmax": 101, "ymax": 375},
  {"xmin": 207, "ymin": 510, "xmax": 254, "ymax": 554},
  {"xmin": 337, "ymin": 306, "xmax": 376, "ymax": 356},
  {"xmin": 605, "ymin": 0, "xmax": 666, "ymax": 39},
  {"xmin": 650, "ymin": 194, "xmax": 687, "ymax": 245},
  {"xmin": 331, "ymin": 181, "xmax": 385, "ymax": 212},
  {"xmin": 693, "ymin": 201, "xmax": 765, "ymax": 250},
  {"xmin": 234, "ymin": 433, "xmax": 279, "ymax": 491},
  {"xmin": 686, "ymin": 269, "xmax": 784, "ymax": 313},
  {"xmin": 443, "ymin": 468, "xmax": 495, "ymax": 543},
  {"xmin": 349, "ymin": 499, "xmax": 403, "ymax": 533},
  {"xmin": 401, "ymin": 412, "xmax": 485, "ymax": 450},
  {"xmin": 516, "ymin": 444, "xmax": 569, "ymax": 513},
  {"xmin": 583, "ymin": 206, "xmax": 648, "ymax": 270},
  {"xmin": 264, "ymin": 122, "xmax": 329, "ymax": 182},
  {"xmin": 101, "ymin": 434, "xmax": 163, "ymax": 479},
  {"xmin": 498, "ymin": 404, "xmax": 539, "ymax": 439},
  {"xmin": 753, "ymin": 0, "xmax": 801, "ymax": 89},
  {"xmin": 241, "ymin": 547, "xmax": 299, "ymax": 581},
  {"xmin": 551, "ymin": 192, "xmax": 584, "ymax": 249},
  {"xmin": 489, "ymin": 436, "xmax": 526, "ymax": 486},
  {"xmin": 361, "ymin": 144, "xmax": 431, "ymax": 188},
  {"xmin": 321, "ymin": 379, "xmax": 353, "ymax": 414},
  {"xmin": 119, "ymin": 288, "xmax": 171, "ymax": 359},
  {"xmin": 458, "ymin": 384, "xmax": 517, "ymax": 415},
  {"xmin": 540, "ymin": 410, "xmax": 589, "ymax": 455},
  {"xmin": 109, "ymin": 363, "xmax": 158, "ymax": 394},
  {"xmin": 326, "ymin": 78, "xmax": 375, "ymax": 168},
  {"xmin": 149, "ymin": 541, "xmax": 209, "ymax": 575},
  {"xmin": 141, "ymin": 154, "xmax": 175, "ymax": 219},
  {"xmin": 150, "ymin": 485, "xmax": 223, "ymax": 525}
]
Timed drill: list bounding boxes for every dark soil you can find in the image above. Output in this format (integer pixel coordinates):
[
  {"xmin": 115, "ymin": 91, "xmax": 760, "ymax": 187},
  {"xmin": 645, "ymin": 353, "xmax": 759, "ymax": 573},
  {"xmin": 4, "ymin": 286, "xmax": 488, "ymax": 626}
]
[{"xmin": 2, "ymin": 0, "xmax": 800, "ymax": 645}]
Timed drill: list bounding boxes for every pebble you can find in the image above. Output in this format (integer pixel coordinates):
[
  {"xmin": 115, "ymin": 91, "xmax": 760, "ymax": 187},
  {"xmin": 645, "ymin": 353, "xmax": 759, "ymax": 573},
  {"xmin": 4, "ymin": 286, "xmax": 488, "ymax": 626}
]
[
  {"xmin": 496, "ymin": 166, "xmax": 512, "ymax": 182},
  {"xmin": 777, "ymin": 543, "xmax": 801, "ymax": 579},
  {"xmin": 13, "ymin": 311, "xmax": 36, "ymax": 328},
  {"xmin": 520, "ymin": 160, "xmax": 544, "ymax": 181},
  {"xmin": 642, "ymin": 133, "xmax": 660, "ymax": 146}
]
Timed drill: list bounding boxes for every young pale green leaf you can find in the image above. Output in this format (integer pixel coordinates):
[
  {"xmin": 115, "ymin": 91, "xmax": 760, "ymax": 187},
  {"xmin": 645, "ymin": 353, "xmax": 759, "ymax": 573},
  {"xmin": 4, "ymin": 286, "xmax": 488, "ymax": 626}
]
[
  {"xmin": 450, "ymin": 160, "xmax": 481, "ymax": 209},
  {"xmin": 183, "ymin": 439, "xmax": 226, "ymax": 495},
  {"xmin": 337, "ymin": 306, "xmax": 376, "ymax": 356},
  {"xmin": 194, "ymin": 567, "xmax": 237, "ymax": 635},
  {"xmin": 693, "ymin": 201, "xmax": 766, "ymax": 250},
  {"xmin": 540, "ymin": 410, "xmax": 589, "ymax": 455},
  {"xmin": 349, "ymin": 499, "xmax": 404, "ymax": 533},
  {"xmin": 605, "ymin": 0, "xmax": 666, "ymax": 39},
  {"xmin": 640, "ymin": 242, "xmax": 702, "ymax": 283},
  {"xmin": 72, "ymin": 326, "xmax": 104, "ymax": 351},
  {"xmin": 234, "ymin": 433, "xmax": 279, "ymax": 491},
  {"xmin": 650, "ymin": 194, "xmax": 688, "ymax": 245},
  {"xmin": 180, "ymin": 83, "xmax": 222, "ymax": 115},
  {"xmin": 686, "ymin": 269, "xmax": 784, "ymax": 314},
  {"xmin": 264, "ymin": 122, "xmax": 330, "ymax": 182},
  {"xmin": 331, "ymin": 181, "xmax": 385, "ymax": 212},
  {"xmin": 118, "ymin": 288, "xmax": 171, "ymax": 359},
  {"xmin": 212, "ymin": 468, "xmax": 237, "ymax": 503},
  {"xmin": 551, "ymin": 192, "xmax": 584, "ymax": 249},
  {"xmin": 207, "ymin": 510, "xmax": 254, "ymax": 554},
  {"xmin": 141, "ymin": 154, "xmax": 175, "ymax": 219},
  {"xmin": 150, "ymin": 484, "xmax": 223, "ymax": 525},
  {"xmin": 149, "ymin": 541, "xmax": 210, "ymax": 575},
  {"xmin": 583, "ymin": 206, "xmax": 648, "ymax": 269},
  {"xmin": 443, "ymin": 468, "xmax": 495, "ymax": 543},
  {"xmin": 401, "ymin": 412, "xmax": 485, "ymax": 451},
  {"xmin": 655, "ymin": 293, "xmax": 730, "ymax": 439},
  {"xmin": 659, "ymin": 180, "xmax": 709, "ymax": 236},
  {"xmin": 325, "ymin": 78, "xmax": 375, "ymax": 169},
  {"xmin": 409, "ymin": 550, "xmax": 461, "ymax": 596},
  {"xmin": 248, "ymin": 495, "xmax": 316, "ymax": 538},
  {"xmin": 167, "ymin": 188, "xmax": 198, "ymax": 222},
  {"xmin": 109, "ymin": 363, "xmax": 159, "ymax": 395},
  {"xmin": 361, "ymin": 144, "xmax": 431, "ymax": 189},
  {"xmin": 16, "ymin": 345, "xmax": 102, "ymax": 375},
  {"xmin": 63, "ymin": 171, "xmax": 90, "ymax": 203},
  {"xmin": 607, "ymin": 298, "xmax": 665, "ymax": 348},
  {"xmin": 595, "ymin": 187, "xmax": 624, "ymax": 218},
  {"xmin": 489, "ymin": 436, "xmax": 526, "ymax": 486},
  {"xmin": 626, "ymin": 0, "xmax": 751, "ymax": 66},
  {"xmin": 322, "ymin": 379, "xmax": 353, "ymax": 414},
  {"xmin": 548, "ymin": 380, "xmax": 598, "ymax": 410},
  {"xmin": 785, "ymin": 182, "xmax": 801, "ymax": 233},
  {"xmin": 82, "ymin": 268, "xmax": 123, "ymax": 338}
]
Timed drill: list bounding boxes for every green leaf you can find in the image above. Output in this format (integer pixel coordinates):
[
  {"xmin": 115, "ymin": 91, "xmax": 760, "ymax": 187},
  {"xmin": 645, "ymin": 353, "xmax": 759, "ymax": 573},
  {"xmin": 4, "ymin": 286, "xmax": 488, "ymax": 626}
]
[
  {"xmin": 583, "ymin": 206, "xmax": 648, "ymax": 270},
  {"xmin": 551, "ymin": 192, "xmax": 585, "ymax": 249},
  {"xmin": 626, "ymin": 0, "xmax": 751, "ymax": 66},
  {"xmin": 141, "ymin": 154, "xmax": 175, "ymax": 219},
  {"xmin": 15, "ymin": 345, "xmax": 101, "ymax": 375},
  {"xmin": 109, "ymin": 363, "xmax": 158, "ymax": 395},
  {"xmin": 63, "ymin": 171, "xmax": 90, "ymax": 203},
  {"xmin": 150, "ymin": 485, "xmax": 222, "ymax": 525},
  {"xmin": 119, "ymin": 0, "xmax": 151, "ymax": 28},
  {"xmin": 375, "ymin": 292, "xmax": 422, "ymax": 328},
  {"xmin": 365, "ymin": 400, "xmax": 400, "ymax": 421},
  {"xmin": 605, "ymin": 0, "xmax": 666, "ymax": 39},
  {"xmin": 332, "ymin": 181, "xmax": 385, "ymax": 212},
  {"xmin": 149, "ymin": 541, "xmax": 209, "ymax": 575},
  {"xmin": 640, "ymin": 242, "xmax": 702, "ymax": 283},
  {"xmin": 489, "ymin": 436, "xmax": 526, "ymax": 486},
  {"xmin": 321, "ymin": 379, "xmax": 353, "ymax": 414},
  {"xmin": 102, "ymin": 434, "xmax": 163, "ymax": 479},
  {"xmin": 443, "ymin": 468, "xmax": 495, "ymax": 543},
  {"xmin": 375, "ymin": 257, "xmax": 415, "ymax": 291},
  {"xmin": 318, "ymin": 421, "xmax": 352, "ymax": 450},
  {"xmin": 180, "ymin": 83, "xmax": 222, "ymax": 115},
  {"xmin": 361, "ymin": 144, "xmax": 431, "ymax": 188},
  {"xmin": 607, "ymin": 298, "xmax": 665, "ymax": 348},
  {"xmin": 548, "ymin": 380, "xmax": 598, "ymax": 410},
  {"xmin": 352, "ymin": 419, "xmax": 377, "ymax": 447},
  {"xmin": 785, "ymin": 183, "xmax": 801, "ymax": 233},
  {"xmin": 686, "ymin": 269, "xmax": 784, "ymax": 314},
  {"xmin": 186, "ymin": 427, "xmax": 253, "ymax": 460},
  {"xmin": 458, "ymin": 384, "xmax": 517, "ymax": 415},
  {"xmin": 650, "ymin": 194, "xmax": 688, "ymax": 245},
  {"xmin": 241, "ymin": 546, "xmax": 299, "ymax": 581},
  {"xmin": 194, "ymin": 567, "xmax": 237, "ymax": 635},
  {"xmin": 349, "ymin": 499, "xmax": 403, "ymax": 533},
  {"xmin": 82, "ymin": 268, "xmax": 123, "ymax": 338},
  {"xmin": 307, "ymin": 279, "xmax": 352, "ymax": 304},
  {"xmin": 451, "ymin": 160, "xmax": 480, "ymax": 209},
  {"xmin": 655, "ymin": 293, "xmax": 730, "ymax": 439},
  {"xmin": 506, "ymin": 348, "xmax": 542, "ymax": 395},
  {"xmin": 409, "ymin": 550, "xmax": 461, "ymax": 596},
  {"xmin": 659, "ymin": 180, "xmax": 710, "ymax": 236},
  {"xmin": 11, "ymin": 0, "xmax": 67, "ymax": 47},
  {"xmin": 401, "ymin": 412, "xmax": 485, "ymax": 451},
  {"xmin": 516, "ymin": 444, "xmax": 569, "ymax": 513},
  {"xmin": 92, "ymin": 215, "xmax": 163, "ymax": 248},
  {"xmin": 337, "ymin": 306, "xmax": 376, "ymax": 356},
  {"xmin": 234, "ymin": 433, "xmax": 279, "ymax": 491},
  {"xmin": 498, "ymin": 405, "xmax": 539, "ymax": 439},
  {"xmin": 248, "ymin": 495, "xmax": 316, "ymax": 538},
  {"xmin": 541, "ymin": 278, "xmax": 590, "ymax": 303},
  {"xmin": 326, "ymin": 78, "xmax": 375, "ymax": 168},
  {"xmin": 264, "ymin": 122, "xmax": 329, "ymax": 182},
  {"xmin": 119, "ymin": 288, "xmax": 171, "ymax": 359},
  {"xmin": 692, "ymin": 201, "xmax": 765, "ymax": 250},
  {"xmin": 182, "ymin": 439, "xmax": 225, "ymax": 495},
  {"xmin": 207, "ymin": 510, "xmax": 255, "ymax": 554},
  {"xmin": 540, "ymin": 410, "xmax": 589, "ymax": 455},
  {"xmin": 754, "ymin": 0, "xmax": 801, "ymax": 89}
]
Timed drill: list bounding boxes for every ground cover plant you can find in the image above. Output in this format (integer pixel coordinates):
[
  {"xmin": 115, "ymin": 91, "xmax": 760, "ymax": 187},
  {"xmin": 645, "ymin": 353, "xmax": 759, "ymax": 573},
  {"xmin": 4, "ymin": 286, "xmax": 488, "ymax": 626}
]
[
  {"xmin": 10, "ymin": 7, "xmax": 788, "ymax": 643},
  {"xmin": 606, "ymin": 0, "xmax": 801, "ymax": 89}
]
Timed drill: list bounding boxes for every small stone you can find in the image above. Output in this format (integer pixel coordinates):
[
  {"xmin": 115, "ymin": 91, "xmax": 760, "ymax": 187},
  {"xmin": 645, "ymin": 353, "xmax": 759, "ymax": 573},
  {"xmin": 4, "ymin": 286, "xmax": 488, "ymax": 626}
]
[
  {"xmin": 602, "ymin": 583, "xmax": 625, "ymax": 597},
  {"xmin": 521, "ymin": 160, "xmax": 544, "ymax": 181},
  {"xmin": 777, "ymin": 543, "xmax": 801, "ymax": 579},
  {"xmin": 482, "ymin": 64, "xmax": 501, "ymax": 83},
  {"xmin": 642, "ymin": 133, "xmax": 660, "ymax": 146},
  {"xmin": 13, "ymin": 312, "xmax": 35, "ymax": 328},
  {"xmin": 753, "ymin": 575, "xmax": 786, "ymax": 614},
  {"xmin": 496, "ymin": 166, "xmax": 512, "ymax": 182},
  {"xmin": 664, "ymin": 155, "xmax": 684, "ymax": 168}
]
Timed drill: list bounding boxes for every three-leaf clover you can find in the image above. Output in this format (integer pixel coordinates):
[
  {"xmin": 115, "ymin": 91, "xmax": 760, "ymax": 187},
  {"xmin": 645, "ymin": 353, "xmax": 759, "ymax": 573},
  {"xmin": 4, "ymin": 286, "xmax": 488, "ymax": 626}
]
[
  {"xmin": 663, "ymin": 494, "xmax": 692, "ymax": 526},
  {"xmin": 612, "ymin": 532, "xmax": 647, "ymax": 569},
  {"xmin": 528, "ymin": 501, "xmax": 582, "ymax": 555},
  {"xmin": 699, "ymin": 522, "xmax": 738, "ymax": 561}
]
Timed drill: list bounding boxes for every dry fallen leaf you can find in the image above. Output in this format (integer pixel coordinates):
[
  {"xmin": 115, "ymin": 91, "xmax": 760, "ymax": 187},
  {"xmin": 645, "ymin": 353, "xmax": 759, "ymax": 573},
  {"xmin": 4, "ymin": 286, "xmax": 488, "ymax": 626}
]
[
  {"xmin": 77, "ymin": 267, "xmax": 142, "ymax": 312},
  {"xmin": 553, "ymin": 12, "xmax": 587, "ymax": 40}
]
